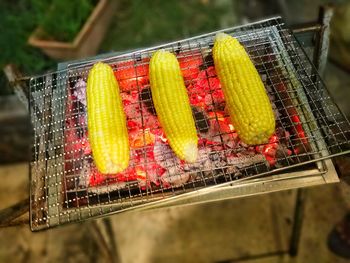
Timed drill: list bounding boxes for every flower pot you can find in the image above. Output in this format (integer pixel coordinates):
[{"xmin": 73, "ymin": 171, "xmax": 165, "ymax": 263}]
[{"xmin": 28, "ymin": 0, "xmax": 117, "ymax": 60}]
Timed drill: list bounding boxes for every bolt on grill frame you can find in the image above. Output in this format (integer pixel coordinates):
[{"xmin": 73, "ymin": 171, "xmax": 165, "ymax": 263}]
[{"xmin": 29, "ymin": 17, "xmax": 350, "ymax": 230}]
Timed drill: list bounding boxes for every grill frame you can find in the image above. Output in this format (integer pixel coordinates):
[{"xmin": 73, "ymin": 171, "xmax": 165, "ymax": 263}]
[{"xmin": 29, "ymin": 17, "xmax": 350, "ymax": 230}]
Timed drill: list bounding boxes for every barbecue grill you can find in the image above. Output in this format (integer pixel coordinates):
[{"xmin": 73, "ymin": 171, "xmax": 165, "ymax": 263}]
[{"xmin": 28, "ymin": 16, "xmax": 350, "ymax": 231}]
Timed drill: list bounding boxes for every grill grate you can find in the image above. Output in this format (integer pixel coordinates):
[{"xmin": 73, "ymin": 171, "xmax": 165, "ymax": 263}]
[{"xmin": 29, "ymin": 17, "xmax": 350, "ymax": 230}]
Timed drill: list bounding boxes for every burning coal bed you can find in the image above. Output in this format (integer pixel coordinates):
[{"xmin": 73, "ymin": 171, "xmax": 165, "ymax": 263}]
[{"xmin": 64, "ymin": 55, "xmax": 305, "ymax": 196}]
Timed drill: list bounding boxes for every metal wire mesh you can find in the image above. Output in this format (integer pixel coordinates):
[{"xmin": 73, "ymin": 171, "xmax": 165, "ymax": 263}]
[{"xmin": 29, "ymin": 17, "xmax": 350, "ymax": 230}]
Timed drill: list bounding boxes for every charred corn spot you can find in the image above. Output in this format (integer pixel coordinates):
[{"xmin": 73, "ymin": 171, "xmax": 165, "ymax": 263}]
[
  {"xmin": 149, "ymin": 50, "xmax": 198, "ymax": 163},
  {"xmin": 87, "ymin": 62, "xmax": 130, "ymax": 174},
  {"xmin": 213, "ymin": 33, "xmax": 275, "ymax": 145}
]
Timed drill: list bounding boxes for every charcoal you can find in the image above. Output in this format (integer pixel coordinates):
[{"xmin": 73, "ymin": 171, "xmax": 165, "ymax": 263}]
[
  {"xmin": 161, "ymin": 172, "xmax": 190, "ymax": 187},
  {"xmin": 183, "ymin": 148, "xmax": 211, "ymax": 172},
  {"xmin": 227, "ymin": 153, "xmax": 267, "ymax": 169},
  {"xmin": 199, "ymin": 54, "xmax": 214, "ymax": 70},
  {"xmin": 73, "ymin": 78, "xmax": 87, "ymax": 107},
  {"xmin": 209, "ymin": 151, "xmax": 227, "ymax": 167},
  {"xmin": 192, "ymin": 106, "xmax": 210, "ymax": 133},
  {"xmin": 139, "ymin": 87, "xmax": 157, "ymax": 115},
  {"xmin": 68, "ymin": 75, "xmax": 81, "ymax": 88},
  {"xmin": 154, "ymin": 141, "xmax": 181, "ymax": 169}
]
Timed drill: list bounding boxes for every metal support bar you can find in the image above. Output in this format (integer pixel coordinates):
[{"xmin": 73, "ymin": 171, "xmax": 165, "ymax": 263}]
[
  {"xmin": 287, "ymin": 5, "xmax": 333, "ymax": 258},
  {"xmin": 313, "ymin": 5, "xmax": 334, "ymax": 77},
  {"xmin": 3, "ymin": 64, "xmax": 30, "ymax": 111},
  {"xmin": 90, "ymin": 218, "xmax": 121, "ymax": 263},
  {"xmin": 289, "ymin": 189, "xmax": 307, "ymax": 256},
  {"xmin": 0, "ymin": 198, "xmax": 29, "ymax": 227}
]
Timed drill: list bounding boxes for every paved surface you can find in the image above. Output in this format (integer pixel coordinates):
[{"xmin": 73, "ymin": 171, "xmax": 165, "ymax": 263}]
[{"xmin": 0, "ymin": 162, "xmax": 350, "ymax": 263}]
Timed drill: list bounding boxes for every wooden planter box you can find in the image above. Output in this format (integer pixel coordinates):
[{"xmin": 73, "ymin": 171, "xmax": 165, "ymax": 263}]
[{"xmin": 28, "ymin": 0, "xmax": 117, "ymax": 60}]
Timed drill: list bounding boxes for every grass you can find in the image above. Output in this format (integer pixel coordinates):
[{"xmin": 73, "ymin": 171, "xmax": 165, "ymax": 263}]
[
  {"xmin": 34, "ymin": 0, "xmax": 97, "ymax": 42},
  {"xmin": 0, "ymin": 0, "xmax": 55, "ymax": 95},
  {"xmin": 102, "ymin": 0, "xmax": 239, "ymax": 52}
]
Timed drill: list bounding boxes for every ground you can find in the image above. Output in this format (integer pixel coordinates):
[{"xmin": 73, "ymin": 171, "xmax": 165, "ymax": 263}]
[{"xmin": 1, "ymin": 163, "xmax": 350, "ymax": 263}]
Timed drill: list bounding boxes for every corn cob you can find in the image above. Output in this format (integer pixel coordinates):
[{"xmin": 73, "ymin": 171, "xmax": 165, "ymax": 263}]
[
  {"xmin": 213, "ymin": 33, "xmax": 275, "ymax": 145},
  {"xmin": 149, "ymin": 50, "xmax": 198, "ymax": 163},
  {"xmin": 87, "ymin": 62, "xmax": 130, "ymax": 174}
]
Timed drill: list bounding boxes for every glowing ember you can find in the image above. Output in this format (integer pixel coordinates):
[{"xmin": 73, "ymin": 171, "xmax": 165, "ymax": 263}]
[
  {"xmin": 66, "ymin": 56, "xmax": 302, "ymax": 192},
  {"xmin": 113, "ymin": 60, "xmax": 149, "ymax": 92},
  {"xmin": 130, "ymin": 128, "xmax": 155, "ymax": 148},
  {"xmin": 178, "ymin": 54, "xmax": 203, "ymax": 81}
]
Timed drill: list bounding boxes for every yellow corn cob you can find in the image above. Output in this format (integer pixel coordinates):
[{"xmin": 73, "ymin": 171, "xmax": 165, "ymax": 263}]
[
  {"xmin": 87, "ymin": 62, "xmax": 130, "ymax": 174},
  {"xmin": 149, "ymin": 50, "xmax": 198, "ymax": 163},
  {"xmin": 213, "ymin": 33, "xmax": 275, "ymax": 145}
]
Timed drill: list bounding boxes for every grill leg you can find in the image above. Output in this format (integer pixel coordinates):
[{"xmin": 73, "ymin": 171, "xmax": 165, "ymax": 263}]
[
  {"xmin": 90, "ymin": 218, "xmax": 121, "ymax": 263},
  {"xmin": 289, "ymin": 188, "xmax": 307, "ymax": 257}
]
